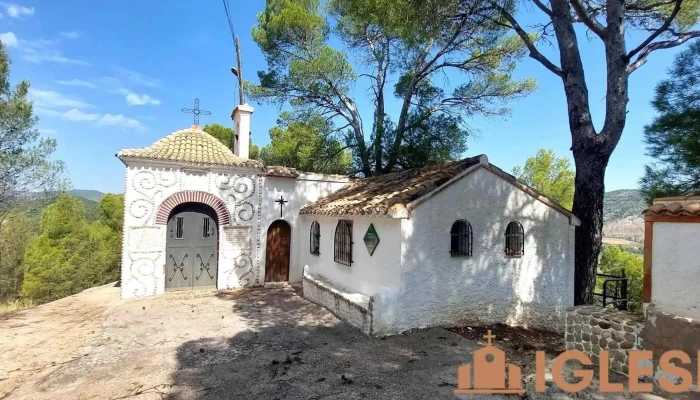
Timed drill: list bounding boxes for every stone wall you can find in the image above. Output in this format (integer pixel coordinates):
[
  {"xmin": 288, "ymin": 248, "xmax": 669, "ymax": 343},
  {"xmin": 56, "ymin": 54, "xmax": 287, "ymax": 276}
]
[
  {"xmin": 302, "ymin": 272, "xmax": 373, "ymax": 335},
  {"xmin": 565, "ymin": 306, "xmax": 644, "ymax": 375}
]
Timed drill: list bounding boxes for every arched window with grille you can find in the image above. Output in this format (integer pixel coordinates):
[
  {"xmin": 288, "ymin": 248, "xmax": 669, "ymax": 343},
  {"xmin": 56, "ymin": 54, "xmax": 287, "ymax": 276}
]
[
  {"xmin": 334, "ymin": 220, "xmax": 353, "ymax": 266},
  {"xmin": 450, "ymin": 220, "xmax": 473, "ymax": 257},
  {"xmin": 310, "ymin": 221, "xmax": 320, "ymax": 255},
  {"xmin": 505, "ymin": 221, "xmax": 525, "ymax": 257}
]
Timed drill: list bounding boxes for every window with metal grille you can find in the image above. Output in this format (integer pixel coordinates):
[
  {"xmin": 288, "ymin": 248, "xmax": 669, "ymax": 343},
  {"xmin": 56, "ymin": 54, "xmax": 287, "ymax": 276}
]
[
  {"xmin": 203, "ymin": 217, "xmax": 211, "ymax": 238},
  {"xmin": 334, "ymin": 220, "xmax": 353, "ymax": 266},
  {"xmin": 310, "ymin": 221, "xmax": 321, "ymax": 255},
  {"xmin": 176, "ymin": 217, "xmax": 185, "ymax": 239},
  {"xmin": 505, "ymin": 221, "xmax": 524, "ymax": 257},
  {"xmin": 450, "ymin": 220, "xmax": 473, "ymax": 256}
]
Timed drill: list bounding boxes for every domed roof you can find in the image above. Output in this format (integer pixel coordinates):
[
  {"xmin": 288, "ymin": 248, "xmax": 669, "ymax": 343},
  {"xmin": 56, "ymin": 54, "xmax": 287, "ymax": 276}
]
[{"xmin": 117, "ymin": 126, "xmax": 261, "ymax": 168}]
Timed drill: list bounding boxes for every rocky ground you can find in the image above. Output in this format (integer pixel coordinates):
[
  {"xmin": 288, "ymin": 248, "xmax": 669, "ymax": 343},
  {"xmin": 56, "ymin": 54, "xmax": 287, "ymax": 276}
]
[{"xmin": 0, "ymin": 283, "xmax": 667, "ymax": 399}]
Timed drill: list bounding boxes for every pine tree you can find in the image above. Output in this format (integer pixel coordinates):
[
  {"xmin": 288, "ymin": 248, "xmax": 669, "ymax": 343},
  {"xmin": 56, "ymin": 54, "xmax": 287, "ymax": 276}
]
[
  {"xmin": 640, "ymin": 42, "xmax": 700, "ymax": 203},
  {"xmin": 0, "ymin": 41, "xmax": 67, "ymax": 220}
]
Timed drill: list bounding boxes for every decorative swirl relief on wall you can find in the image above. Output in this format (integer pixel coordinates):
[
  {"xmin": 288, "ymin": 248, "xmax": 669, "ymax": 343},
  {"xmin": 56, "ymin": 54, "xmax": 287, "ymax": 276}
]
[
  {"xmin": 127, "ymin": 251, "xmax": 161, "ymax": 298},
  {"xmin": 125, "ymin": 226, "xmax": 164, "ymax": 298},
  {"xmin": 255, "ymin": 176, "xmax": 263, "ymax": 285},
  {"xmin": 221, "ymin": 225, "xmax": 255, "ymax": 288},
  {"xmin": 216, "ymin": 174, "xmax": 256, "ymax": 223},
  {"xmin": 128, "ymin": 168, "xmax": 178, "ymax": 225},
  {"xmin": 226, "ymin": 253, "xmax": 254, "ymax": 288}
]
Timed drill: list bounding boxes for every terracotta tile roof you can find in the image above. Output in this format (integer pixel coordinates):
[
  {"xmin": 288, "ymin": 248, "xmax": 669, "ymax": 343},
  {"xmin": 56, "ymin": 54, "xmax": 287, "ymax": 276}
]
[
  {"xmin": 117, "ymin": 126, "xmax": 262, "ymax": 168},
  {"xmin": 650, "ymin": 195, "xmax": 700, "ymax": 203},
  {"xmin": 643, "ymin": 201, "xmax": 700, "ymax": 216},
  {"xmin": 299, "ymin": 155, "xmax": 580, "ymax": 225},
  {"xmin": 299, "ymin": 156, "xmax": 484, "ymax": 217},
  {"xmin": 266, "ymin": 166, "xmax": 300, "ymax": 178}
]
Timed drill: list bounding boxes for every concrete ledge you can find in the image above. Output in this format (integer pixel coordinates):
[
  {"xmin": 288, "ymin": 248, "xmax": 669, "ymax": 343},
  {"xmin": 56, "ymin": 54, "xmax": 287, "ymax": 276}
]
[
  {"xmin": 644, "ymin": 304, "xmax": 700, "ymax": 396},
  {"xmin": 302, "ymin": 273, "xmax": 373, "ymax": 335}
]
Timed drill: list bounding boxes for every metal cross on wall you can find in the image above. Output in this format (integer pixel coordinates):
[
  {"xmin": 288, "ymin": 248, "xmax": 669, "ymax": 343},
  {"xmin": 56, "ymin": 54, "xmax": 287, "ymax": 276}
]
[
  {"xmin": 275, "ymin": 195, "xmax": 288, "ymax": 218},
  {"xmin": 181, "ymin": 98, "xmax": 212, "ymax": 126}
]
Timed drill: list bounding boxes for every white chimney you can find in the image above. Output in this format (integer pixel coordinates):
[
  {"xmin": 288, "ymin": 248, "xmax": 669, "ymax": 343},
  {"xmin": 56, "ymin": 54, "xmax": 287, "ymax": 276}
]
[{"xmin": 232, "ymin": 103, "xmax": 254, "ymax": 159}]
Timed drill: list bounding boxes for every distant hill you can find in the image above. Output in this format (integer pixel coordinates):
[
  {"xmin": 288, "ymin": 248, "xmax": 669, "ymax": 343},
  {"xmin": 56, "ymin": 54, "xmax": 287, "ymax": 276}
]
[
  {"xmin": 25, "ymin": 196, "xmax": 99, "ymax": 223},
  {"xmin": 603, "ymin": 189, "xmax": 646, "ymax": 221},
  {"xmin": 69, "ymin": 190, "xmax": 105, "ymax": 202},
  {"xmin": 602, "ymin": 189, "xmax": 646, "ymax": 247}
]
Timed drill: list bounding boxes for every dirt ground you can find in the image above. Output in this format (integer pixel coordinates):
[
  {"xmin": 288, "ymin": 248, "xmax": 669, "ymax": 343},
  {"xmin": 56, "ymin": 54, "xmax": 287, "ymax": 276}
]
[{"xmin": 0, "ymin": 283, "xmax": 667, "ymax": 400}]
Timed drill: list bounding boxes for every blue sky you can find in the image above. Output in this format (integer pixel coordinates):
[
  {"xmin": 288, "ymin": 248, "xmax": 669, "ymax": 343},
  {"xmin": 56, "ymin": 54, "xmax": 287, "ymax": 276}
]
[{"xmin": 0, "ymin": 0, "xmax": 690, "ymax": 194}]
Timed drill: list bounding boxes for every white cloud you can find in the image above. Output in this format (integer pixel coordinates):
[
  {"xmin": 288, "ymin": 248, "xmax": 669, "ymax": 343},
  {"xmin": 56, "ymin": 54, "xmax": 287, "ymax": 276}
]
[
  {"xmin": 0, "ymin": 32, "xmax": 18, "ymax": 47},
  {"xmin": 113, "ymin": 66, "xmax": 160, "ymax": 88},
  {"xmin": 6, "ymin": 4, "xmax": 34, "ymax": 18},
  {"xmin": 125, "ymin": 92, "xmax": 160, "ymax": 106},
  {"xmin": 36, "ymin": 107, "xmax": 146, "ymax": 131},
  {"xmin": 59, "ymin": 31, "xmax": 80, "ymax": 40},
  {"xmin": 36, "ymin": 107, "xmax": 99, "ymax": 121},
  {"xmin": 54, "ymin": 79, "xmax": 96, "ymax": 88},
  {"xmin": 22, "ymin": 51, "xmax": 89, "ymax": 65},
  {"xmin": 29, "ymin": 88, "xmax": 94, "ymax": 109},
  {"xmin": 97, "ymin": 114, "xmax": 144, "ymax": 130},
  {"xmin": 2, "ymin": 32, "xmax": 89, "ymax": 65}
]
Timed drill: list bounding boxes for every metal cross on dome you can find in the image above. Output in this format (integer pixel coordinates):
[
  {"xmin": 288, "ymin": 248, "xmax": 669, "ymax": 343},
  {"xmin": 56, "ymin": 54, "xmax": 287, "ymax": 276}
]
[
  {"xmin": 275, "ymin": 195, "xmax": 288, "ymax": 218},
  {"xmin": 181, "ymin": 98, "xmax": 212, "ymax": 126}
]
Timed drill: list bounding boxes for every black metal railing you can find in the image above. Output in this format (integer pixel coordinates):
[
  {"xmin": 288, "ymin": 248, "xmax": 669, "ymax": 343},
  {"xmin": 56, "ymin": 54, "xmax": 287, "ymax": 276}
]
[{"xmin": 594, "ymin": 273, "xmax": 628, "ymax": 310}]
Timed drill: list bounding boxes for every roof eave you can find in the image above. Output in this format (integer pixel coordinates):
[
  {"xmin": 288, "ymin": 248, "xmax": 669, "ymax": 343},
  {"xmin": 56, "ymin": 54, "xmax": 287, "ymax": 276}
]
[
  {"xmin": 406, "ymin": 155, "xmax": 488, "ymax": 212},
  {"xmin": 299, "ymin": 209, "xmax": 409, "ymax": 219},
  {"xmin": 404, "ymin": 156, "xmax": 580, "ymax": 226},
  {"xmin": 116, "ymin": 155, "xmax": 263, "ymax": 171},
  {"xmin": 482, "ymin": 164, "xmax": 581, "ymax": 226}
]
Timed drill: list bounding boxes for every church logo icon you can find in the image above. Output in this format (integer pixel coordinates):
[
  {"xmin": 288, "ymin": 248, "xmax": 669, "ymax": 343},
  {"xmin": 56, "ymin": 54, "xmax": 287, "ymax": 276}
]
[{"xmin": 454, "ymin": 330, "xmax": 525, "ymax": 395}]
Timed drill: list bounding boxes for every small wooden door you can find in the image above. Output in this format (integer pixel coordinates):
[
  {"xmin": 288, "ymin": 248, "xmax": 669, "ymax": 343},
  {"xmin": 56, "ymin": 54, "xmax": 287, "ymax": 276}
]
[
  {"xmin": 165, "ymin": 203, "xmax": 218, "ymax": 291},
  {"xmin": 265, "ymin": 220, "xmax": 291, "ymax": 282}
]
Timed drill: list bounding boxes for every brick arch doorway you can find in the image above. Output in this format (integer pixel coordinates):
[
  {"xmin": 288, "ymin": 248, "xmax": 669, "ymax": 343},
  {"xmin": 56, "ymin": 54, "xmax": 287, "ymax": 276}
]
[
  {"xmin": 165, "ymin": 203, "xmax": 219, "ymax": 291},
  {"xmin": 265, "ymin": 220, "xmax": 291, "ymax": 282}
]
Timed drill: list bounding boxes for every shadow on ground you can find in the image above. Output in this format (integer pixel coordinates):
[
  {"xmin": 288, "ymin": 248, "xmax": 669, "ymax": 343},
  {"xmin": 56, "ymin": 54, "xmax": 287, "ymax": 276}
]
[{"xmin": 169, "ymin": 285, "xmax": 476, "ymax": 399}]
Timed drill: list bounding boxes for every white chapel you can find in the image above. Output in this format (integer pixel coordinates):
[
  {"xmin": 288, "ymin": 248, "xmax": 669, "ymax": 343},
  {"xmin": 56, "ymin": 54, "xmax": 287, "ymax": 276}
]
[{"xmin": 118, "ymin": 103, "xmax": 579, "ymax": 336}]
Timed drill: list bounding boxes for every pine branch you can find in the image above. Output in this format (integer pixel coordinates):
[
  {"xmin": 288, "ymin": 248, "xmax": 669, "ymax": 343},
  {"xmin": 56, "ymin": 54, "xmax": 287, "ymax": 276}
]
[
  {"xmin": 489, "ymin": 2, "xmax": 564, "ymax": 77},
  {"xmin": 570, "ymin": 0, "xmax": 606, "ymax": 38},
  {"xmin": 628, "ymin": 30, "xmax": 700, "ymax": 72},
  {"xmin": 626, "ymin": 0, "xmax": 684, "ymax": 62}
]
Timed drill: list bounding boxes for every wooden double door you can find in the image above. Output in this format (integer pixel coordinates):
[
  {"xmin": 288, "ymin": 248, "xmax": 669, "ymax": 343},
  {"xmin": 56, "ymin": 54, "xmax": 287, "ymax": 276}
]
[
  {"xmin": 265, "ymin": 220, "xmax": 291, "ymax": 282},
  {"xmin": 165, "ymin": 203, "xmax": 218, "ymax": 290}
]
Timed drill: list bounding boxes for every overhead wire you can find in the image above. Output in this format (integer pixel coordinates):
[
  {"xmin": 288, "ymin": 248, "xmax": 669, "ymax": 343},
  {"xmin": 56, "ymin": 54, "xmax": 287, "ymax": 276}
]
[{"xmin": 222, "ymin": 0, "xmax": 240, "ymax": 105}]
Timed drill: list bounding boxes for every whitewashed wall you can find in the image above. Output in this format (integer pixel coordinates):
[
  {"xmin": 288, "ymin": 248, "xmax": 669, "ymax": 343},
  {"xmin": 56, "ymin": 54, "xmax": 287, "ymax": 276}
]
[
  {"xmin": 376, "ymin": 167, "xmax": 575, "ymax": 335},
  {"xmin": 260, "ymin": 174, "xmax": 348, "ymax": 283},
  {"xmin": 651, "ymin": 222, "xmax": 700, "ymax": 320},
  {"xmin": 120, "ymin": 161, "xmax": 262, "ymax": 299},
  {"xmin": 298, "ymin": 215, "xmax": 402, "ymax": 296}
]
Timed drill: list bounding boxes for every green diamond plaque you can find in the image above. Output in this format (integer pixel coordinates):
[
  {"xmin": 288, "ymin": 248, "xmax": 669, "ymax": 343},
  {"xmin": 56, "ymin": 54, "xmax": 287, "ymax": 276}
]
[{"xmin": 363, "ymin": 223, "xmax": 380, "ymax": 256}]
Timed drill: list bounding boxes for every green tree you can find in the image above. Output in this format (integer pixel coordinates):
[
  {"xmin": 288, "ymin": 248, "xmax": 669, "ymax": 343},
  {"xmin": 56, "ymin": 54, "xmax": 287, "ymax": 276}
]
[
  {"xmin": 484, "ymin": 0, "xmax": 700, "ymax": 305},
  {"xmin": 381, "ymin": 111, "xmax": 469, "ymax": 172},
  {"xmin": 0, "ymin": 41, "xmax": 68, "ymax": 222},
  {"xmin": 203, "ymin": 123, "xmax": 259, "ymax": 160},
  {"xmin": 92, "ymin": 194, "xmax": 124, "ymax": 286},
  {"xmin": 513, "ymin": 149, "xmax": 575, "ymax": 209},
  {"xmin": 21, "ymin": 194, "xmax": 123, "ymax": 304},
  {"xmin": 250, "ymin": 0, "xmax": 535, "ymax": 176},
  {"xmin": 22, "ymin": 195, "xmax": 89, "ymax": 302},
  {"xmin": 259, "ymin": 112, "xmax": 351, "ymax": 174},
  {"xmin": 597, "ymin": 245, "xmax": 643, "ymax": 314},
  {"xmin": 0, "ymin": 212, "xmax": 37, "ymax": 301},
  {"xmin": 97, "ymin": 193, "xmax": 124, "ymax": 232},
  {"xmin": 640, "ymin": 42, "xmax": 700, "ymax": 204}
]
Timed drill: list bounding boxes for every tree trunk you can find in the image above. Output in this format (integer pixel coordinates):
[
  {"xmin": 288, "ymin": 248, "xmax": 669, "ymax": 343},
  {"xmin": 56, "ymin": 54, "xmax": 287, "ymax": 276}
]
[
  {"xmin": 373, "ymin": 89, "xmax": 385, "ymax": 175},
  {"xmin": 571, "ymin": 146, "xmax": 609, "ymax": 305}
]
